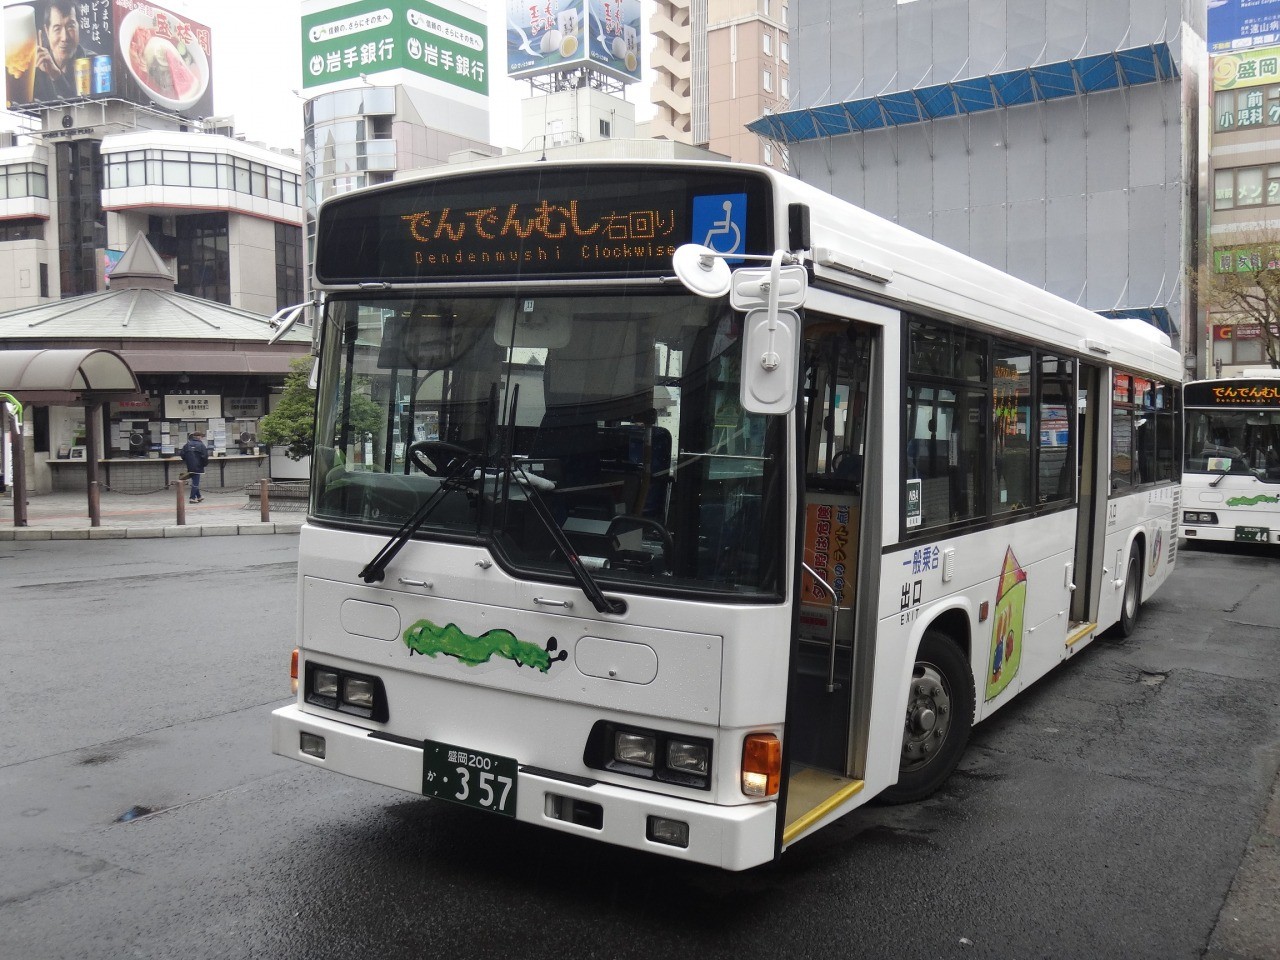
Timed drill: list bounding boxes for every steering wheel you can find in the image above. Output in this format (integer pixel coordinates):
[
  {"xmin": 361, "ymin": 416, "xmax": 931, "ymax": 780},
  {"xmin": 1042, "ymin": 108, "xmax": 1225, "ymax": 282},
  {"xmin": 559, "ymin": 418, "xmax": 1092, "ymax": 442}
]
[
  {"xmin": 830, "ymin": 449, "xmax": 851, "ymax": 474},
  {"xmin": 605, "ymin": 515, "xmax": 675, "ymax": 573},
  {"xmin": 407, "ymin": 440, "xmax": 473, "ymax": 477}
]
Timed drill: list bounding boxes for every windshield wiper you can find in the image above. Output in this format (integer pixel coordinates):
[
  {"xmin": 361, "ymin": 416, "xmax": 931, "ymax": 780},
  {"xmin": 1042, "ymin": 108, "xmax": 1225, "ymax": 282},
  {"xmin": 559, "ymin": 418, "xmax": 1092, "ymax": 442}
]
[
  {"xmin": 507, "ymin": 458, "xmax": 627, "ymax": 615},
  {"xmin": 497, "ymin": 384, "xmax": 625, "ymax": 616},
  {"xmin": 360, "ymin": 383, "xmax": 502, "ymax": 584},
  {"xmin": 358, "ymin": 452, "xmax": 480, "ymax": 583}
]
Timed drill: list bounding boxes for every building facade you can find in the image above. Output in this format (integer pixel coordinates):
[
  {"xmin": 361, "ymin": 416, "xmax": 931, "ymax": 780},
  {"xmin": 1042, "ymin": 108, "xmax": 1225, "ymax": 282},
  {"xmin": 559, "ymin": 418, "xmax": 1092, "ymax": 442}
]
[
  {"xmin": 0, "ymin": 101, "xmax": 303, "ymax": 315},
  {"xmin": 706, "ymin": 0, "xmax": 790, "ymax": 166},
  {"xmin": 751, "ymin": 0, "xmax": 1208, "ymax": 360},
  {"xmin": 0, "ymin": 233, "xmax": 310, "ymax": 495},
  {"xmin": 301, "ymin": 82, "xmax": 496, "ymax": 272},
  {"xmin": 647, "ymin": 0, "xmax": 789, "ymax": 169},
  {"xmin": 1206, "ymin": 43, "xmax": 1280, "ymax": 376},
  {"xmin": 649, "ymin": 0, "xmax": 695, "ymax": 141}
]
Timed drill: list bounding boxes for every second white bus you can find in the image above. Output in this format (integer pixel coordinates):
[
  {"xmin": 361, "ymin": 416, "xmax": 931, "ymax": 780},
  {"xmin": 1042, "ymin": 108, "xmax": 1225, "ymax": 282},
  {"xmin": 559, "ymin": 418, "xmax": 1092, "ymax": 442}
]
[{"xmin": 1181, "ymin": 371, "xmax": 1280, "ymax": 545}]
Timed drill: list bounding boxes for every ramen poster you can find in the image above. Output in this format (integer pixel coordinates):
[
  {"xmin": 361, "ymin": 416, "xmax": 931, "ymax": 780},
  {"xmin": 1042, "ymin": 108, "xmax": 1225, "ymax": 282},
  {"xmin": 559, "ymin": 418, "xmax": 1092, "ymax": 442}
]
[{"xmin": 112, "ymin": 0, "xmax": 213, "ymax": 116}]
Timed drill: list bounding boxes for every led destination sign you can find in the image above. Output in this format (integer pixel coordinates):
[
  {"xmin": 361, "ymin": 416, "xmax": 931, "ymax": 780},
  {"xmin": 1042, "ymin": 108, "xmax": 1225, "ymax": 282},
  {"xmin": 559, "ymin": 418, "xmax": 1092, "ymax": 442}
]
[
  {"xmin": 314, "ymin": 165, "xmax": 773, "ymax": 284},
  {"xmin": 1184, "ymin": 381, "xmax": 1280, "ymax": 407}
]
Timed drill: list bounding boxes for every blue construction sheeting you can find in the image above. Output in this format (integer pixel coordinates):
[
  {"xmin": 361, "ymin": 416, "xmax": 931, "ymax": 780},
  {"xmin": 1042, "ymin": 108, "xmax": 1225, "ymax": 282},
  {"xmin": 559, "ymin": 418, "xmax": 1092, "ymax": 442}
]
[{"xmin": 748, "ymin": 43, "xmax": 1178, "ymax": 143}]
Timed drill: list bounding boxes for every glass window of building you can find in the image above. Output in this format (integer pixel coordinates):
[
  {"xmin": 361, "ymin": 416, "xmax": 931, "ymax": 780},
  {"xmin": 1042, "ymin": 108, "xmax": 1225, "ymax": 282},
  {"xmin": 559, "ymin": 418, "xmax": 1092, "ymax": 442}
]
[
  {"xmin": 1237, "ymin": 167, "xmax": 1265, "ymax": 206},
  {"xmin": 275, "ymin": 221, "xmax": 303, "ymax": 311},
  {"xmin": 176, "ymin": 213, "xmax": 230, "ymax": 304}
]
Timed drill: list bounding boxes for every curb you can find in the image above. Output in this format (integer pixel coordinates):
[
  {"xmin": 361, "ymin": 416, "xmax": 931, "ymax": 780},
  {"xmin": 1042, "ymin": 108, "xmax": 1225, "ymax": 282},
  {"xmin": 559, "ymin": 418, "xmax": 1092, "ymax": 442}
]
[{"xmin": 0, "ymin": 523, "xmax": 302, "ymax": 541}]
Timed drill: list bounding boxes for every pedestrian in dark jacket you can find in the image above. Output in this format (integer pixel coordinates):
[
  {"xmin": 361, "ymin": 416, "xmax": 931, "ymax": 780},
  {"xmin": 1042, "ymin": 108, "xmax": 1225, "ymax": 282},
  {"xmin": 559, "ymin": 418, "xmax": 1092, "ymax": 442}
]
[{"xmin": 180, "ymin": 431, "xmax": 209, "ymax": 502}]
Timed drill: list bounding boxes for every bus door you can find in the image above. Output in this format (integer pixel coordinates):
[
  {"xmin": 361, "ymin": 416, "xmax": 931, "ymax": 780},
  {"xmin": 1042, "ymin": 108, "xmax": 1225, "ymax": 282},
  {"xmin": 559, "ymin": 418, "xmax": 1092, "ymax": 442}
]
[
  {"xmin": 1070, "ymin": 362, "xmax": 1107, "ymax": 631},
  {"xmin": 784, "ymin": 315, "xmax": 879, "ymax": 835}
]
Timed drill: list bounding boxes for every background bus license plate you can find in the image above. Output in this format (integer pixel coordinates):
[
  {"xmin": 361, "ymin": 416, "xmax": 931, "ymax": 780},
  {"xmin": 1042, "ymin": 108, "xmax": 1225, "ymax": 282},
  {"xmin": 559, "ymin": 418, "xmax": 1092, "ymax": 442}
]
[
  {"xmin": 1235, "ymin": 526, "xmax": 1269, "ymax": 543},
  {"xmin": 422, "ymin": 740, "xmax": 517, "ymax": 817}
]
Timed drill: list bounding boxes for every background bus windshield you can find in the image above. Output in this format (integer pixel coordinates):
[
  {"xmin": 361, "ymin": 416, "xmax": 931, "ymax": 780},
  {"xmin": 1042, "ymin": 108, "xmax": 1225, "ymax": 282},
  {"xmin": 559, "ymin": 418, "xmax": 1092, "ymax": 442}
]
[
  {"xmin": 311, "ymin": 292, "xmax": 786, "ymax": 599},
  {"xmin": 1185, "ymin": 408, "xmax": 1280, "ymax": 480}
]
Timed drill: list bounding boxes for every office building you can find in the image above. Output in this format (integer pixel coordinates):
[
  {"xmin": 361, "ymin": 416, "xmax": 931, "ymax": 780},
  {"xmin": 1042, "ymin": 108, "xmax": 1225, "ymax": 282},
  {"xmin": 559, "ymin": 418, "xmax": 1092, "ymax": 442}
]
[{"xmin": 750, "ymin": 1, "xmax": 1209, "ymax": 360}]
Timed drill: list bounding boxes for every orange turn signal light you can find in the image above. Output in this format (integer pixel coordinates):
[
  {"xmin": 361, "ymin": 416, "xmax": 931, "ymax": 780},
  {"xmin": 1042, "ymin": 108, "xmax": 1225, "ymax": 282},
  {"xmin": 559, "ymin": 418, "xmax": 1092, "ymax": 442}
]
[
  {"xmin": 741, "ymin": 732, "xmax": 781, "ymax": 798},
  {"xmin": 290, "ymin": 648, "xmax": 299, "ymax": 695}
]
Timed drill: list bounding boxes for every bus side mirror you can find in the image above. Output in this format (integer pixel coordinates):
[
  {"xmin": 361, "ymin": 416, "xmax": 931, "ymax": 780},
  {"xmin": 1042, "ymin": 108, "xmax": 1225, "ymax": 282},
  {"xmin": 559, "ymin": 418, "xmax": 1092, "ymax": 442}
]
[
  {"xmin": 740, "ymin": 307, "xmax": 799, "ymax": 415},
  {"xmin": 671, "ymin": 244, "xmax": 807, "ymax": 416},
  {"xmin": 729, "ymin": 259, "xmax": 805, "ymax": 416}
]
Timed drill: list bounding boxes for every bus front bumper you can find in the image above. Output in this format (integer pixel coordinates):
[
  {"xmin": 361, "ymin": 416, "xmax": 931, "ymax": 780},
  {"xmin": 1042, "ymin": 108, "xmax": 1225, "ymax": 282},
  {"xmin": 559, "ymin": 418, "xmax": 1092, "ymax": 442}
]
[{"xmin": 271, "ymin": 703, "xmax": 778, "ymax": 871}]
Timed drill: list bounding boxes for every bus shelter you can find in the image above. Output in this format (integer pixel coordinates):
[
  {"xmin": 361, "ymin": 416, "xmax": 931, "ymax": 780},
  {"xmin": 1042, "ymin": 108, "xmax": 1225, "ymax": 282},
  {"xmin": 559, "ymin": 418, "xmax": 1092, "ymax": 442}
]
[{"xmin": 0, "ymin": 348, "xmax": 143, "ymax": 526}]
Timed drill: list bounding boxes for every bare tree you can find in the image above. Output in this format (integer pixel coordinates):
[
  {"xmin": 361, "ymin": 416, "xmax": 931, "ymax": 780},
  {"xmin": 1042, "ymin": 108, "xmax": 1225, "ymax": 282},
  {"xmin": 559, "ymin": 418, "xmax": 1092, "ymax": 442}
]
[{"xmin": 1200, "ymin": 225, "xmax": 1280, "ymax": 369}]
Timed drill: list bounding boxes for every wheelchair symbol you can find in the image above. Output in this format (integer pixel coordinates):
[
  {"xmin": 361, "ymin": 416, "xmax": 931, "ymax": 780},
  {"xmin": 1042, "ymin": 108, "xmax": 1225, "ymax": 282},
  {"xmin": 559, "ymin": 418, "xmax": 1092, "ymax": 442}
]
[{"xmin": 701, "ymin": 199, "xmax": 742, "ymax": 255}]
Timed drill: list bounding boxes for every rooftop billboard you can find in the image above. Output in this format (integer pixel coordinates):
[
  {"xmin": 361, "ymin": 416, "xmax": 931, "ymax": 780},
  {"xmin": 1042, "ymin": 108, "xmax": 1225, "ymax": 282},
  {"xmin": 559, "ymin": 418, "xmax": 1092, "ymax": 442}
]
[
  {"xmin": 3, "ymin": 0, "xmax": 212, "ymax": 114},
  {"xmin": 588, "ymin": 0, "xmax": 641, "ymax": 83},
  {"xmin": 302, "ymin": 0, "xmax": 488, "ymax": 97},
  {"xmin": 506, "ymin": 0, "xmax": 640, "ymax": 84},
  {"xmin": 112, "ymin": 0, "xmax": 213, "ymax": 115},
  {"xmin": 506, "ymin": 0, "xmax": 587, "ymax": 80},
  {"xmin": 1208, "ymin": 0, "xmax": 1280, "ymax": 54}
]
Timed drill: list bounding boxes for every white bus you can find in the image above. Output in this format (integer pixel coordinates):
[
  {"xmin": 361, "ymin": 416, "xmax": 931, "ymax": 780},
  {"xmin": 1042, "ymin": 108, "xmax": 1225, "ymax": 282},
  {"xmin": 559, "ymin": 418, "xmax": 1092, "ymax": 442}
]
[
  {"xmin": 1181, "ymin": 371, "xmax": 1280, "ymax": 545},
  {"xmin": 271, "ymin": 159, "xmax": 1182, "ymax": 870}
]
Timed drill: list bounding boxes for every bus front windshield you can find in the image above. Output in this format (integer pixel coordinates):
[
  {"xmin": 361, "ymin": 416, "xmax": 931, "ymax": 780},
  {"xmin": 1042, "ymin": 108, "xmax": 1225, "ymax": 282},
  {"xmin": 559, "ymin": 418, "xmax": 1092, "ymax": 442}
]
[
  {"xmin": 1185, "ymin": 409, "xmax": 1280, "ymax": 481},
  {"xmin": 311, "ymin": 291, "xmax": 787, "ymax": 600}
]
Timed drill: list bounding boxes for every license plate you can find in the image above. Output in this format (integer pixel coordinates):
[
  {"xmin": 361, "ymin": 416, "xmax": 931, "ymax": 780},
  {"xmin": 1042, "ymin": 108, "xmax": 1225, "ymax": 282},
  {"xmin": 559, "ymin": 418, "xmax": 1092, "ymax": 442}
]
[
  {"xmin": 422, "ymin": 739, "xmax": 518, "ymax": 817},
  {"xmin": 1235, "ymin": 526, "xmax": 1269, "ymax": 543}
]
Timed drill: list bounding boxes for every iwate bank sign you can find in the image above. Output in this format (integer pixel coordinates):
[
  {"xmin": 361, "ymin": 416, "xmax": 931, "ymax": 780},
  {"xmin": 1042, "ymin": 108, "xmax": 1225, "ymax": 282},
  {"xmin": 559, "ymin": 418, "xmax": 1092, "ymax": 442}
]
[{"xmin": 301, "ymin": 0, "xmax": 487, "ymax": 96}]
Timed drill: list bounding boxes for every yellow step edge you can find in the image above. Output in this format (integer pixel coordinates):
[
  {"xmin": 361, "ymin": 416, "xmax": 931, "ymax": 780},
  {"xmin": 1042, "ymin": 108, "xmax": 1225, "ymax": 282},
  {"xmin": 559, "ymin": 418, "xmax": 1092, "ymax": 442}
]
[
  {"xmin": 782, "ymin": 772, "xmax": 865, "ymax": 844},
  {"xmin": 1066, "ymin": 622, "xmax": 1098, "ymax": 648}
]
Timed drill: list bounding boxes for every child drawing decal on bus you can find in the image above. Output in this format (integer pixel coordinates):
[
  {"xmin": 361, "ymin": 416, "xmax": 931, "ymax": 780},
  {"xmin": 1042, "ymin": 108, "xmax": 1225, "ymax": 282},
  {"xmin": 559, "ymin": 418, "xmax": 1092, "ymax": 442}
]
[
  {"xmin": 403, "ymin": 619, "xmax": 568, "ymax": 673},
  {"xmin": 987, "ymin": 547, "xmax": 1027, "ymax": 700}
]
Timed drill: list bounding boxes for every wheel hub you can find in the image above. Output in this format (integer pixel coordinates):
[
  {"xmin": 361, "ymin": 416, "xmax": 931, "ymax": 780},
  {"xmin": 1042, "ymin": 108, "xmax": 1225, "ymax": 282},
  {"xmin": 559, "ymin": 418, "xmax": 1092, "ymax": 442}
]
[{"xmin": 901, "ymin": 665, "xmax": 952, "ymax": 769}]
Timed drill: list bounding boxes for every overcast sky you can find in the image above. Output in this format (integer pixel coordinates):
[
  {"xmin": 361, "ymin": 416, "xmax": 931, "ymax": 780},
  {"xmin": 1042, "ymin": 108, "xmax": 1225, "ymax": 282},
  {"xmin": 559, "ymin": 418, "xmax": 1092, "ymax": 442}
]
[
  {"xmin": 0, "ymin": 1, "xmax": 653, "ymax": 150},
  {"xmin": 187, "ymin": 0, "xmax": 653, "ymax": 151}
]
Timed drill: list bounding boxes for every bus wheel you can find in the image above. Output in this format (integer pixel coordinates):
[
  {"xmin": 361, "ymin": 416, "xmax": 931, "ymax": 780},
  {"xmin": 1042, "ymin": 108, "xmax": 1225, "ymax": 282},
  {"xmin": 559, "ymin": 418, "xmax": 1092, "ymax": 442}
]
[
  {"xmin": 1111, "ymin": 544, "xmax": 1143, "ymax": 638},
  {"xmin": 880, "ymin": 629, "xmax": 974, "ymax": 805}
]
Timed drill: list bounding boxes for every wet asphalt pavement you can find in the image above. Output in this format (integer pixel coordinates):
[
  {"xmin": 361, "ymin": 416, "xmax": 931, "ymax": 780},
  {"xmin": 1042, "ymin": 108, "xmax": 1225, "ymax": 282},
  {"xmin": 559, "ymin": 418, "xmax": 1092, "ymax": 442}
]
[{"xmin": 0, "ymin": 533, "xmax": 1276, "ymax": 960}]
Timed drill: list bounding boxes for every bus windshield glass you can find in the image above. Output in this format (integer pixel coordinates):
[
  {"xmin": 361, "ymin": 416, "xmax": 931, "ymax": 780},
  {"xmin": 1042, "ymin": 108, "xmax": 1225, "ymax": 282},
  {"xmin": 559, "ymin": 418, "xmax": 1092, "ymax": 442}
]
[
  {"xmin": 1184, "ymin": 408, "xmax": 1280, "ymax": 481},
  {"xmin": 311, "ymin": 291, "xmax": 787, "ymax": 599}
]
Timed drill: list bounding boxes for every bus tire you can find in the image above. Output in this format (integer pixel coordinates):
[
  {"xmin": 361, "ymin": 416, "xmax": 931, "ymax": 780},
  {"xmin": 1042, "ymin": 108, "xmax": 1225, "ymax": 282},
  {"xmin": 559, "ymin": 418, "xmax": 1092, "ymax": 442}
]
[
  {"xmin": 880, "ymin": 629, "xmax": 975, "ymax": 805},
  {"xmin": 1109, "ymin": 543, "xmax": 1143, "ymax": 639}
]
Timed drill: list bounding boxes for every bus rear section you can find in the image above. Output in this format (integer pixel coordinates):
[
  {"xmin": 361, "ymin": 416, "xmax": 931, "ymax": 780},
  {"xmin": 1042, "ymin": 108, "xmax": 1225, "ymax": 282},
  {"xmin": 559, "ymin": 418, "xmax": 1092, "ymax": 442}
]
[{"xmin": 1181, "ymin": 376, "xmax": 1280, "ymax": 545}]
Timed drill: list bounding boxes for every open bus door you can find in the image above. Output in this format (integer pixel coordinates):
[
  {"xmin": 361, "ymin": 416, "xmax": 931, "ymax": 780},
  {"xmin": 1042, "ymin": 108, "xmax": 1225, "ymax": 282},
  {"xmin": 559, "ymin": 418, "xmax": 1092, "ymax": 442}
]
[
  {"xmin": 782, "ymin": 316, "xmax": 881, "ymax": 842},
  {"xmin": 1070, "ymin": 362, "xmax": 1107, "ymax": 635}
]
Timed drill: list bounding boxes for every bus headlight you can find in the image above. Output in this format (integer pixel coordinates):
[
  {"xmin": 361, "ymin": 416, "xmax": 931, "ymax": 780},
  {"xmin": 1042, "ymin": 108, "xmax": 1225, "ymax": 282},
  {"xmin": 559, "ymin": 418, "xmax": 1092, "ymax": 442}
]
[
  {"xmin": 586, "ymin": 722, "xmax": 712, "ymax": 789},
  {"xmin": 304, "ymin": 662, "xmax": 389, "ymax": 723},
  {"xmin": 615, "ymin": 731, "xmax": 657, "ymax": 767},
  {"xmin": 342, "ymin": 677, "xmax": 376, "ymax": 710},
  {"xmin": 314, "ymin": 670, "xmax": 340, "ymax": 698},
  {"xmin": 1183, "ymin": 511, "xmax": 1217, "ymax": 525},
  {"xmin": 667, "ymin": 740, "xmax": 710, "ymax": 776}
]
